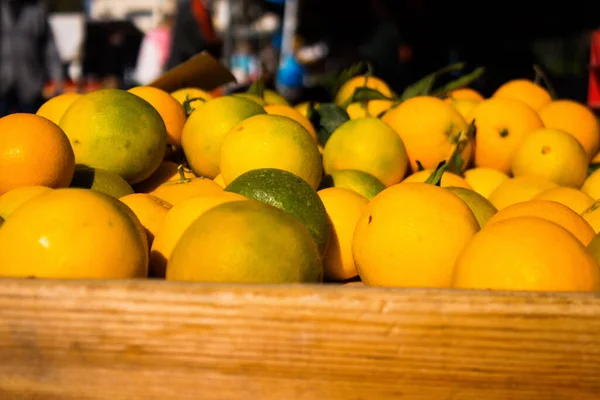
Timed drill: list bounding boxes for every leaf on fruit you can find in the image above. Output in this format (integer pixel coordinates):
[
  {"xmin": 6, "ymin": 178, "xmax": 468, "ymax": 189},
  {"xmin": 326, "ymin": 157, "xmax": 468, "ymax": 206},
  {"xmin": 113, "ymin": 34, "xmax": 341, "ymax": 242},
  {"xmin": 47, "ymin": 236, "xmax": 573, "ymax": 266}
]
[
  {"xmin": 247, "ymin": 78, "xmax": 265, "ymax": 98},
  {"xmin": 416, "ymin": 161, "xmax": 425, "ymax": 172},
  {"xmin": 533, "ymin": 64, "xmax": 557, "ymax": 100},
  {"xmin": 425, "ymin": 161, "xmax": 447, "ymax": 186},
  {"xmin": 183, "ymin": 95, "xmax": 206, "ymax": 116},
  {"xmin": 446, "ymin": 121, "xmax": 475, "ymax": 175},
  {"xmin": 349, "ymin": 86, "xmax": 394, "ymax": 105},
  {"xmin": 334, "ymin": 61, "xmax": 367, "ymax": 94},
  {"xmin": 433, "ymin": 67, "xmax": 485, "ymax": 97},
  {"xmin": 309, "ymin": 103, "xmax": 350, "ymax": 146},
  {"xmin": 400, "ymin": 62, "xmax": 466, "ymax": 100}
]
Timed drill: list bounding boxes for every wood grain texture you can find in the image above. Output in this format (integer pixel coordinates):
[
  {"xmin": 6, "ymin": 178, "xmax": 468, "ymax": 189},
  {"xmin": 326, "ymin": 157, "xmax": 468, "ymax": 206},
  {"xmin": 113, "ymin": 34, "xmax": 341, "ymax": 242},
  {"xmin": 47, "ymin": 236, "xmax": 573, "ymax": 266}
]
[{"xmin": 0, "ymin": 278, "xmax": 599, "ymax": 400}]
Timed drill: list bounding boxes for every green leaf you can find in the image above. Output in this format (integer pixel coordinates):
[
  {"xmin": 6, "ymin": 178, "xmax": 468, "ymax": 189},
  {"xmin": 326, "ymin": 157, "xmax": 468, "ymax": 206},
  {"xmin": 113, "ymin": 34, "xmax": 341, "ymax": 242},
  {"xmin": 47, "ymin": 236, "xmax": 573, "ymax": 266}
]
[
  {"xmin": 306, "ymin": 102, "xmax": 316, "ymax": 121},
  {"xmin": 329, "ymin": 62, "xmax": 367, "ymax": 98},
  {"xmin": 416, "ymin": 161, "xmax": 425, "ymax": 172},
  {"xmin": 446, "ymin": 120, "xmax": 475, "ymax": 175},
  {"xmin": 425, "ymin": 161, "xmax": 448, "ymax": 186},
  {"xmin": 309, "ymin": 103, "xmax": 350, "ymax": 146},
  {"xmin": 351, "ymin": 87, "xmax": 394, "ymax": 103},
  {"xmin": 400, "ymin": 62, "xmax": 465, "ymax": 100},
  {"xmin": 433, "ymin": 67, "xmax": 485, "ymax": 97},
  {"xmin": 247, "ymin": 78, "xmax": 265, "ymax": 98},
  {"xmin": 183, "ymin": 95, "xmax": 206, "ymax": 116},
  {"xmin": 533, "ymin": 64, "xmax": 558, "ymax": 100}
]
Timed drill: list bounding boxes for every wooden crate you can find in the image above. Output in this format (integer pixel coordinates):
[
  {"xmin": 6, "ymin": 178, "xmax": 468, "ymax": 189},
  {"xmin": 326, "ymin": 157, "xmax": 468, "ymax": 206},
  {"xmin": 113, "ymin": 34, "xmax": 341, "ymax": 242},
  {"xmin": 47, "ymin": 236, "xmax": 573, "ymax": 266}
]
[{"xmin": 0, "ymin": 278, "xmax": 599, "ymax": 399}]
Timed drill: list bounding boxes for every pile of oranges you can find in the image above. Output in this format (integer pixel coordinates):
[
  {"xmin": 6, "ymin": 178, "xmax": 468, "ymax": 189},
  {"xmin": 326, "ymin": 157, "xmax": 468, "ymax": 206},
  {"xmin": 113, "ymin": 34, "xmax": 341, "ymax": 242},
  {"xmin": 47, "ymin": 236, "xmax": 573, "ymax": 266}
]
[{"xmin": 1, "ymin": 69, "xmax": 600, "ymax": 293}]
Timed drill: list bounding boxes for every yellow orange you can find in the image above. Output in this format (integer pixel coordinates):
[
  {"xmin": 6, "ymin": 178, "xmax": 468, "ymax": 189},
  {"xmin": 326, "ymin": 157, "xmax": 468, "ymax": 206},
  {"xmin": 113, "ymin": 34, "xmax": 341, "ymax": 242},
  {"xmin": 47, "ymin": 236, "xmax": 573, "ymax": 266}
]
[
  {"xmin": 352, "ymin": 182, "xmax": 479, "ymax": 287},
  {"xmin": 151, "ymin": 175, "xmax": 223, "ymax": 205},
  {"xmin": 0, "ymin": 186, "xmax": 53, "ymax": 220},
  {"xmin": 492, "ymin": 79, "xmax": 552, "ymax": 111},
  {"xmin": 317, "ymin": 188, "xmax": 368, "ymax": 281},
  {"xmin": 486, "ymin": 199, "xmax": 595, "ymax": 245},
  {"xmin": 382, "ymin": 96, "xmax": 471, "ymax": 173},
  {"xmin": 468, "ymin": 98, "xmax": 544, "ymax": 174},
  {"xmin": 128, "ymin": 86, "xmax": 187, "ymax": 148},
  {"xmin": 582, "ymin": 201, "xmax": 600, "ymax": 233},
  {"xmin": 0, "ymin": 189, "xmax": 148, "ymax": 279},
  {"xmin": 119, "ymin": 193, "xmax": 172, "ymax": 247},
  {"xmin": 220, "ymin": 114, "xmax": 323, "ymax": 189},
  {"xmin": 264, "ymin": 104, "xmax": 318, "ymax": 143},
  {"xmin": 36, "ymin": 93, "xmax": 82, "ymax": 125},
  {"xmin": 453, "ymin": 217, "xmax": 599, "ymax": 292},
  {"xmin": 463, "ymin": 168, "xmax": 509, "ymax": 198},
  {"xmin": 539, "ymin": 100, "xmax": 600, "ymax": 160},
  {"xmin": 533, "ymin": 187, "xmax": 595, "ymax": 214},
  {"xmin": 0, "ymin": 113, "xmax": 75, "ymax": 195},
  {"xmin": 335, "ymin": 75, "xmax": 393, "ymax": 106},
  {"xmin": 170, "ymin": 87, "xmax": 213, "ymax": 112},
  {"xmin": 323, "ymin": 117, "xmax": 408, "ymax": 187},
  {"xmin": 134, "ymin": 162, "xmax": 196, "ymax": 194},
  {"xmin": 150, "ymin": 191, "xmax": 247, "ymax": 278},
  {"xmin": 447, "ymin": 88, "xmax": 484, "ymax": 101},
  {"xmin": 488, "ymin": 176, "xmax": 557, "ymax": 210},
  {"xmin": 512, "ymin": 128, "xmax": 588, "ymax": 188},
  {"xmin": 181, "ymin": 96, "xmax": 265, "ymax": 179}
]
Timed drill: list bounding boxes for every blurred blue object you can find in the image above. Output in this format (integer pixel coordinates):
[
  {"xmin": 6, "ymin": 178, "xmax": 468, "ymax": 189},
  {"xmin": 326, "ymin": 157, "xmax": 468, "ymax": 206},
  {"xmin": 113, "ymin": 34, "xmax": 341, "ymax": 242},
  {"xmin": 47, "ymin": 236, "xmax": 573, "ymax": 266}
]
[
  {"xmin": 272, "ymin": 31, "xmax": 283, "ymax": 50},
  {"xmin": 276, "ymin": 54, "xmax": 304, "ymax": 88}
]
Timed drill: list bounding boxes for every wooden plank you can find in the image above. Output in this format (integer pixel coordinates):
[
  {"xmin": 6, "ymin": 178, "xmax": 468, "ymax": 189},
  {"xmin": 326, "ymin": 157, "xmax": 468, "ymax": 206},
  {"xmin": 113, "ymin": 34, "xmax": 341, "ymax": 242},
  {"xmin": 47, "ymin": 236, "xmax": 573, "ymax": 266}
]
[{"xmin": 0, "ymin": 278, "xmax": 599, "ymax": 400}]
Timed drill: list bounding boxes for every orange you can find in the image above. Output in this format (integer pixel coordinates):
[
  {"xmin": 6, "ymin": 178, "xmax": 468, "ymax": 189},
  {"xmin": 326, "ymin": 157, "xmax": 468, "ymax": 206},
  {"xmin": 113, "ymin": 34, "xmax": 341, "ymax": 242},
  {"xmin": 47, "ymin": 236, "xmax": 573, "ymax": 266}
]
[
  {"xmin": 59, "ymin": 89, "xmax": 168, "ymax": 184},
  {"xmin": 583, "ymin": 201, "xmax": 600, "ymax": 233},
  {"xmin": 538, "ymin": 100, "xmax": 600, "ymax": 160},
  {"xmin": 233, "ymin": 93, "xmax": 267, "ymax": 106},
  {"xmin": 151, "ymin": 174, "xmax": 223, "ymax": 206},
  {"xmin": 533, "ymin": 187, "xmax": 595, "ymax": 214},
  {"xmin": 0, "ymin": 188, "xmax": 148, "ymax": 279},
  {"xmin": 323, "ymin": 117, "xmax": 408, "ymax": 187},
  {"xmin": 488, "ymin": 176, "xmax": 557, "ymax": 210},
  {"xmin": 467, "ymin": 98, "xmax": 544, "ymax": 174},
  {"xmin": 346, "ymin": 100, "xmax": 394, "ymax": 119},
  {"xmin": 128, "ymin": 86, "xmax": 187, "ymax": 148},
  {"xmin": 402, "ymin": 169, "xmax": 472, "ymax": 189},
  {"xmin": 134, "ymin": 161, "xmax": 195, "ymax": 193},
  {"xmin": 352, "ymin": 182, "xmax": 479, "ymax": 287},
  {"xmin": 181, "ymin": 96, "xmax": 265, "ymax": 179},
  {"xmin": 492, "ymin": 79, "xmax": 552, "ymax": 111},
  {"xmin": 317, "ymin": 188, "xmax": 368, "ymax": 281},
  {"xmin": 213, "ymin": 173, "xmax": 225, "ymax": 188},
  {"xmin": 0, "ymin": 113, "xmax": 75, "ymax": 195},
  {"xmin": 382, "ymin": 96, "xmax": 471, "ymax": 173},
  {"xmin": 119, "ymin": 193, "xmax": 172, "ymax": 247},
  {"xmin": 264, "ymin": 104, "xmax": 318, "ymax": 143},
  {"xmin": 0, "ymin": 186, "xmax": 53, "ymax": 220},
  {"xmin": 447, "ymin": 88, "xmax": 484, "ymax": 101},
  {"xmin": 36, "ymin": 93, "xmax": 82, "ymax": 125},
  {"xmin": 582, "ymin": 169, "xmax": 600, "ymax": 200},
  {"xmin": 294, "ymin": 101, "xmax": 320, "ymax": 118},
  {"xmin": 511, "ymin": 128, "xmax": 588, "ymax": 188},
  {"xmin": 170, "ymin": 87, "xmax": 213, "ymax": 112},
  {"xmin": 463, "ymin": 168, "xmax": 509, "ymax": 198},
  {"xmin": 166, "ymin": 200, "xmax": 322, "ymax": 283},
  {"xmin": 150, "ymin": 191, "xmax": 247, "ymax": 277},
  {"xmin": 220, "ymin": 114, "xmax": 323, "ymax": 189},
  {"xmin": 264, "ymin": 89, "xmax": 290, "ymax": 106},
  {"xmin": 486, "ymin": 199, "xmax": 595, "ymax": 245},
  {"xmin": 452, "ymin": 217, "xmax": 599, "ymax": 292},
  {"xmin": 334, "ymin": 75, "xmax": 393, "ymax": 106},
  {"xmin": 444, "ymin": 98, "xmax": 480, "ymax": 120},
  {"xmin": 592, "ymin": 152, "xmax": 600, "ymax": 164}
]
